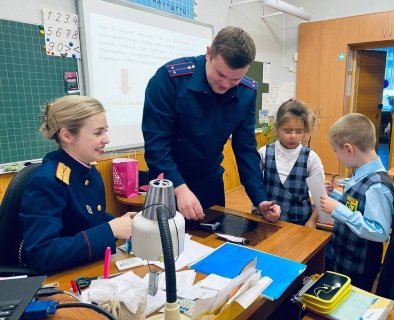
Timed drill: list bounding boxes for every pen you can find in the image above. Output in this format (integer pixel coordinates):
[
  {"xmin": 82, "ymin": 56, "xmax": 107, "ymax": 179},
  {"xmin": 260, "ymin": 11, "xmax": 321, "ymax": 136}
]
[
  {"xmin": 229, "ymin": 238, "xmax": 250, "ymax": 245},
  {"xmin": 103, "ymin": 246, "xmax": 111, "ymax": 279},
  {"xmin": 70, "ymin": 280, "xmax": 80, "ymax": 296},
  {"xmin": 75, "ymin": 281, "xmax": 82, "ymax": 295},
  {"xmin": 125, "ymin": 237, "xmax": 132, "ymax": 255}
]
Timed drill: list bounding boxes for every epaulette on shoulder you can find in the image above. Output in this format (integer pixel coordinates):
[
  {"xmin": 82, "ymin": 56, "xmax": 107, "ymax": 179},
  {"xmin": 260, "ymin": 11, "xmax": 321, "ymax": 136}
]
[
  {"xmin": 55, "ymin": 162, "xmax": 71, "ymax": 185},
  {"xmin": 240, "ymin": 75, "xmax": 258, "ymax": 91},
  {"xmin": 166, "ymin": 61, "xmax": 196, "ymax": 77}
]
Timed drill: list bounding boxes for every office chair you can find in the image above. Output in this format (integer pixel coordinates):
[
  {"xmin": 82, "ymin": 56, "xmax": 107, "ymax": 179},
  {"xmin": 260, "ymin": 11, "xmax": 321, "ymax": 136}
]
[
  {"xmin": 376, "ymin": 230, "xmax": 394, "ymax": 299},
  {"xmin": 0, "ymin": 163, "xmax": 41, "ymax": 276}
]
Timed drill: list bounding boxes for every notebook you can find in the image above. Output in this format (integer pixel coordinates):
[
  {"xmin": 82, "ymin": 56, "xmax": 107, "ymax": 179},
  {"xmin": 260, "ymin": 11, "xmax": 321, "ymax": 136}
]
[{"xmin": 0, "ymin": 275, "xmax": 46, "ymax": 320}]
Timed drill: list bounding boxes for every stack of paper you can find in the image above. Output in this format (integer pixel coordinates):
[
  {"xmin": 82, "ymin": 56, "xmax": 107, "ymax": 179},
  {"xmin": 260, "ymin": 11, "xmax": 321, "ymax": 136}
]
[{"xmin": 189, "ymin": 257, "xmax": 273, "ymax": 319}]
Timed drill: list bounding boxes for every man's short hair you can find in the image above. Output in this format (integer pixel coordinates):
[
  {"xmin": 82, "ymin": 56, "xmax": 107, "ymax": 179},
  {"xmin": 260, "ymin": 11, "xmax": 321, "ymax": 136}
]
[
  {"xmin": 329, "ymin": 113, "xmax": 376, "ymax": 151},
  {"xmin": 210, "ymin": 26, "xmax": 256, "ymax": 69}
]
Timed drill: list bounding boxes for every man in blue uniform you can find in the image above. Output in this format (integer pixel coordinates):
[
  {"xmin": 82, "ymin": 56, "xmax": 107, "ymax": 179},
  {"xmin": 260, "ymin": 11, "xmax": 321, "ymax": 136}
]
[{"xmin": 142, "ymin": 26, "xmax": 280, "ymax": 221}]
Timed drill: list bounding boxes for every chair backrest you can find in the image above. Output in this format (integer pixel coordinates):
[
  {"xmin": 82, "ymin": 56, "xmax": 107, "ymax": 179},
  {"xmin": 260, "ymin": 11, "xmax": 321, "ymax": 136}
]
[
  {"xmin": 376, "ymin": 230, "xmax": 394, "ymax": 299},
  {"xmin": 0, "ymin": 163, "xmax": 40, "ymax": 266}
]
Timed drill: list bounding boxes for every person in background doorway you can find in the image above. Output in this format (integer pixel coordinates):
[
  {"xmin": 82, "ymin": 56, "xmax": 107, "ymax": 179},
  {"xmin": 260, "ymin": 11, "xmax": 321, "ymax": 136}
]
[
  {"xmin": 257, "ymin": 99, "xmax": 324, "ymax": 227},
  {"xmin": 321, "ymin": 113, "xmax": 394, "ymax": 291},
  {"xmin": 20, "ymin": 95, "xmax": 134, "ymax": 274},
  {"xmin": 142, "ymin": 26, "xmax": 280, "ymax": 222}
]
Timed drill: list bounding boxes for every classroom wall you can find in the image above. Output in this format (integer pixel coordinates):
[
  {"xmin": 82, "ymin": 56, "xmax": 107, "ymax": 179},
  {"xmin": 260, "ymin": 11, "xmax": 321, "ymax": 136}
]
[
  {"xmin": 216, "ymin": 0, "xmax": 394, "ymax": 87},
  {"xmin": 4, "ymin": 0, "xmax": 394, "ymax": 105},
  {"xmin": 285, "ymin": 0, "xmax": 394, "ymax": 84},
  {"xmin": 0, "ymin": 0, "xmax": 77, "ymax": 24},
  {"xmin": 1, "ymin": 0, "xmax": 288, "ymax": 92}
]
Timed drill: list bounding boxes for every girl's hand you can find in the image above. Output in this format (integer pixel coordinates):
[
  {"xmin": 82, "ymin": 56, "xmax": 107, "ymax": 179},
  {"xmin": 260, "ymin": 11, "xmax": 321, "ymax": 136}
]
[
  {"xmin": 258, "ymin": 201, "xmax": 281, "ymax": 222},
  {"xmin": 325, "ymin": 181, "xmax": 334, "ymax": 194},
  {"xmin": 325, "ymin": 173, "xmax": 337, "ymax": 194}
]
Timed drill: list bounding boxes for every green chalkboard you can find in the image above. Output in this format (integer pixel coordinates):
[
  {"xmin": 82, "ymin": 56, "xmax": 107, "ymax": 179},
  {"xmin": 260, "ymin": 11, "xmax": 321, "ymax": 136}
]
[
  {"xmin": 0, "ymin": 19, "xmax": 78, "ymax": 164},
  {"xmin": 245, "ymin": 61, "xmax": 269, "ymax": 129}
]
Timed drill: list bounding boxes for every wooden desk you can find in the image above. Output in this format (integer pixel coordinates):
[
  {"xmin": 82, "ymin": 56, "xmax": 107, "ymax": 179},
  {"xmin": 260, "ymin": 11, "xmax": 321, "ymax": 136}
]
[{"xmin": 47, "ymin": 206, "xmax": 332, "ymax": 320}]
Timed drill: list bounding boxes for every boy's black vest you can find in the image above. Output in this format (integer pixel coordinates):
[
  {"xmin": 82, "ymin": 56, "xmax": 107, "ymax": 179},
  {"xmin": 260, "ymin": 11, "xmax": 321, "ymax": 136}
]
[{"xmin": 333, "ymin": 171, "xmax": 394, "ymax": 275}]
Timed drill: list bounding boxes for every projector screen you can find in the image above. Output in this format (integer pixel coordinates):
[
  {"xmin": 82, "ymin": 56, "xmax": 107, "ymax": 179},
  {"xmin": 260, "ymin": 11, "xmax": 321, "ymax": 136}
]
[{"xmin": 77, "ymin": 0, "xmax": 213, "ymax": 150}]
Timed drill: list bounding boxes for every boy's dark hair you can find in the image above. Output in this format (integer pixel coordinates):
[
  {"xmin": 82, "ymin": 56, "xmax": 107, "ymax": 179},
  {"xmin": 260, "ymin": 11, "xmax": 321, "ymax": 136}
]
[{"xmin": 210, "ymin": 26, "xmax": 256, "ymax": 69}]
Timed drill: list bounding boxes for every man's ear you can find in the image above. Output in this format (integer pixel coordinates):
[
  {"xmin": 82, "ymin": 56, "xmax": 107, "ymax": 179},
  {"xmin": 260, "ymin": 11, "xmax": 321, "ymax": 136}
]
[
  {"xmin": 205, "ymin": 46, "xmax": 211, "ymax": 61},
  {"xmin": 58, "ymin": 128, "xmax": 73, "ymax": 144}
]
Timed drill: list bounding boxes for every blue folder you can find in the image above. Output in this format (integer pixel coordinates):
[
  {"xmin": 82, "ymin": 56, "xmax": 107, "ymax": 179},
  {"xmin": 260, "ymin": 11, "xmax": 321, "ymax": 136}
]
[{"xmin": 191, "ymin": 242, "xmax": 306, "ymax": 300}]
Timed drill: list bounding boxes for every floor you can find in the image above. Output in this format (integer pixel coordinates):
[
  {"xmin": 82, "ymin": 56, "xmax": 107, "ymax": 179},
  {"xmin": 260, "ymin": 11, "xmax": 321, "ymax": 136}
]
[{"xmin": 225, "ymin": 186, "xmax": 251, "ymax": 213}]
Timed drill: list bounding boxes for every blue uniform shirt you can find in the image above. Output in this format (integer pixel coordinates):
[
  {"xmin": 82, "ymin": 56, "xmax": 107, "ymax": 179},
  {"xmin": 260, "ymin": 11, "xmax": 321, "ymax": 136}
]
[
  {"xmin": 20, "ymin": 149, "xmax": 116, "ymax": 274},
  {"xmin": 142, "ymin": 55, "xmax": 267, "ymax": 207}
]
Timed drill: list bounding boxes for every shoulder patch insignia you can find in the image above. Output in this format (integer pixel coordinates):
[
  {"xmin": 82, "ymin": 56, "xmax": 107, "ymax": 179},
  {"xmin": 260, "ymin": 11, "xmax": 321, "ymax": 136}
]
[
  {"xmin": 56, "ymin": 162, "xmax": 71, "ymax": 185},
  {"xmin": 240, "ymin": 75, "xmax": 258, "ymax": 91},
  {"xmin": 166, "ymin": 62, "xmax": 196, "ymax": 77}
]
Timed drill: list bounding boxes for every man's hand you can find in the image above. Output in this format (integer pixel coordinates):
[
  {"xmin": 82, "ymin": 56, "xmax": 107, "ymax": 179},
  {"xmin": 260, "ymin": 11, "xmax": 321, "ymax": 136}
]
[
  {"xmin": 258, "ymin": 201, "xmax": 281, "ymax": 222},
  {"xmin": 174, "ymin": 184, "xmax": 205, "ymax": 221},
  {"xmin": 320, "ymin": 195, "xmax": 338, "ymax": 214}
]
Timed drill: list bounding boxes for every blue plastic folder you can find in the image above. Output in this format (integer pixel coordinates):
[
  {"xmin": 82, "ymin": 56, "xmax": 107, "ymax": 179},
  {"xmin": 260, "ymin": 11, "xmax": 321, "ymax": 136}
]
[{"xmin": 191, "ymin": 242, "xmax": 306, "ymax": 300}]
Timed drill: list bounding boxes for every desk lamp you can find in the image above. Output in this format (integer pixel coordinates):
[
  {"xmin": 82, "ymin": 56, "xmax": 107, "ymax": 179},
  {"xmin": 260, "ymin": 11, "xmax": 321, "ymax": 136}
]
[{"xmin": 132, "ymin": 178, "xmax": 188, "ymax": 320}]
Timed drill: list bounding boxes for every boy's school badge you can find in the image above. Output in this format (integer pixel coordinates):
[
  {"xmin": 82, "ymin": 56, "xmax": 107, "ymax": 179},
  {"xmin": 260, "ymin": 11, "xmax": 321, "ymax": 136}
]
[
  {"xmin": 345, "ymin": 195, "xmax": 358, "ymax": 212},
  {"xmin": 55, "ymin": 162, "xmax": 71, "ymax": 185}
]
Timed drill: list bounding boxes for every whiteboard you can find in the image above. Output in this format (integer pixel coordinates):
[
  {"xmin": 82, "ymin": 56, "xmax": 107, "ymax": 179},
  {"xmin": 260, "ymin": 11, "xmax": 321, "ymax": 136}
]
[{"xmin": 77, "ymin": 0, "xmax": 213, "ymax": 150}]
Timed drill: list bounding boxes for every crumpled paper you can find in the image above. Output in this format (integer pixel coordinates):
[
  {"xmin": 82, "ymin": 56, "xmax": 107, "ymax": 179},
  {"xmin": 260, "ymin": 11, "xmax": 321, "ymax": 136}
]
[{"xmin": 87, "ymin": 271, "xmax": 147, "ymax": 315}]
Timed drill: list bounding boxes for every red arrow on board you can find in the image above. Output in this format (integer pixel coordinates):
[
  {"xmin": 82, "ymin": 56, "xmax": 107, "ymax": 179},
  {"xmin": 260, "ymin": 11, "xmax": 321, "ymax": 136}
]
[{"xmin": 120, "ymin": 69, "xmax": 130, "ymax": 95}]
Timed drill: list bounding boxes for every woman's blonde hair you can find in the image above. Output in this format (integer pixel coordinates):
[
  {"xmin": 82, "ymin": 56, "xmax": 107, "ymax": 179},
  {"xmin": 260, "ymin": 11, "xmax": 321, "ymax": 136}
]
[{"xmin": 40, "ymin": 95, "xmax": 105, "ymax": 143}]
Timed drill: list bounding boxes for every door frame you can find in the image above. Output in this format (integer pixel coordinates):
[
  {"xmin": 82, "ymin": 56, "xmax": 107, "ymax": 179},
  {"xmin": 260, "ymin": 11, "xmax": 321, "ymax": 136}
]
[{"xmin": 344, "ymin": 42, "xmax": 394, "ymax": 176}]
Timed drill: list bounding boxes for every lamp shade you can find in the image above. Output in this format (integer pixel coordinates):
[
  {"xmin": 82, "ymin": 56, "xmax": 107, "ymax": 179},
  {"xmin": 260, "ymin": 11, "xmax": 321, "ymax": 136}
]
[
  {"xmin": 132, "ymin": 179, "xmax": 185, "ymax": 261},
  {"xmin": 141, "ymin": 179, "xmax": 176, "ymax": 220}
]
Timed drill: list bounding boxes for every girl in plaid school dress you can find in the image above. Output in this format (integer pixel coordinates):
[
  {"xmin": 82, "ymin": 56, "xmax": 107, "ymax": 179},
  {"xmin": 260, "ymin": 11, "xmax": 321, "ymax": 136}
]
[{"xmin": 257, "ymin": 99, "xmax": 324, "ymax": 227}]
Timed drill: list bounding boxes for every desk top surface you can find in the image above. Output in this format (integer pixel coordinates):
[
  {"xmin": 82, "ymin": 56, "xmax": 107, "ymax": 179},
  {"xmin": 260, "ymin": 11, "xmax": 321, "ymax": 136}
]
[{"xmin": 47, "ymin": 206, "xmax": 332, "ymax": 319}]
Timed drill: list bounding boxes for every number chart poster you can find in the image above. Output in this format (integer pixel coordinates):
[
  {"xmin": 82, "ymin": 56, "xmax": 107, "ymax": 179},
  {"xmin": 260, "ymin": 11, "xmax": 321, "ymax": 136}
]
[{"xmin": 42, "ymin": 9, "xmax": 81, "ymax": 59}]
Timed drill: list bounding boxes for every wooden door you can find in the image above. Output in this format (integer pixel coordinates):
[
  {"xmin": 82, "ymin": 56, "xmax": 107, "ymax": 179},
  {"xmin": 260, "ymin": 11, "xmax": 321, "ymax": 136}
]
[
  {"xmin": 310, "ymin": 117, "xmax": 339, "ymax": 174},
  {"xmin": 296, "ymin": 21, "xmax": 321, "ymax": 111},
  {"xmin": 318, "ymin": 18, "xmax": 349, "ymax": 117},
  {"xmin": 353, "ymin": 50, "xmax": 386, "ymax": 149}
]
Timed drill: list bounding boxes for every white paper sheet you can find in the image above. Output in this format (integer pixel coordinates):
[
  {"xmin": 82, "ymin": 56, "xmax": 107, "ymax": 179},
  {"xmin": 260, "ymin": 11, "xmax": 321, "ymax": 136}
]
[
  {"xmin": 150, "ymin": 235, "xmax": 214, "ymax": 271},
  {"xmin": 306, "ymin": 174, "xmax": 334, "ymax": 224}
]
